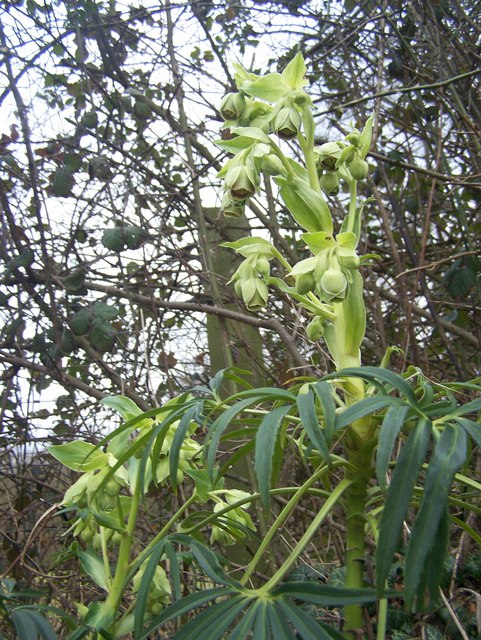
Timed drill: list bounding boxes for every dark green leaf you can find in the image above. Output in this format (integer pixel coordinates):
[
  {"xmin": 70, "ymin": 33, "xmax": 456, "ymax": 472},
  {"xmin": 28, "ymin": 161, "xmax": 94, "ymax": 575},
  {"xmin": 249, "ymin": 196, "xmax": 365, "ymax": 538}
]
[
  {"xmin": 376, "ymin": 417, "xmax": 432, "ymax": 593},
  {"xmin": 170, "ymin": 403, "xmax": 201, "ymax": 490},
  {"xmin": 376, "ymin": 403, "xmax": 409, "ymax": 490},
  {"xmin": 276, "ymin": 599, "xmax": 343, "ymax": 639},
  {"xmin": 449, "ymin": 397, "xmax": 481, "ymax": 417},
  {"xmin": 69, "ymin": 308, "xmax": 91, "ymax": 336},
  {"xmin": 312, "ymin": 381, "xmax": 336, "ymax": 445},
  {"xmin": 456, "ymin": 417, "xmax": 481, "ymax": 448},
  {"xmin": 206, "ymin": 397, "xmax": 261, "ymax": 480},
  {"xmin": 165, "ymin": 542, "xmax": 181, "ymax": 601},
  {"xmin": 78, "ymin": 548, "xmax": 109, "ymax": 591},
  {"xmin": 267, "ymin": 603, "xmax": 296, "ymax": 640},
  {"xmin": 297, "ymin": 390, "xmax": 330, "ymax": 463},
  {"xmin": 255, "ymin": 405, "xmax": 292, "ymax": 508},
  {"xmin": 134, "ymin": 541, "xmax": 166, "ymax": 638},
  {"xmin": 404, "ymin": 424, "xmax": 467, "ymax": 606},
  {"xmin": 138, "ymin": 587, "xmax": 233, "ymax": 640},
  {"xmin": 273, "ymin": 582, "xmax": 379, "ymax": 606},
  {"xmin": 102, "ymin": 228, "xmax": 125, "ymax": 252},
  {"xmin": 229, "ymin": 600, "xmax": 259, "ymax": 639},
  {"xmin": 335, "ymin": 396, "xmax": 398, "ymax": 431},
  {"xmin": 11, "ymin": 609, "xmax": 57, "ymax": 640},
  {"xmin": 52, "ymin": 167, "xmax": 75, "ymax": 197},
  {"xmin": 185, "ymin": 538, "xmax": 242, "ymax": 588},
  {"xmin": 174, "ymin": 595, "xmax": 247, "ymax": 640},
  {"xmin": 324, "ymin": 367, "xmax": 417, "ymax": 405},
  {"xmin": 252, "ymin": 599, "xmax": 269, "ymax": 640}
]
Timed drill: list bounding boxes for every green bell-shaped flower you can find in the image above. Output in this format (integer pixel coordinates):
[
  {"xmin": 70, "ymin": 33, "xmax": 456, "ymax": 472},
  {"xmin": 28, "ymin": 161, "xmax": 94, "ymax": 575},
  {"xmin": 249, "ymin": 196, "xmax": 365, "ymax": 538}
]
[
  {"xmin": 220, "ymin": 92, "xmax": 246, "ymax": 121},
  {"xmin": 273, "ymin": 106, "xmax": 302, "ymax": 139}
]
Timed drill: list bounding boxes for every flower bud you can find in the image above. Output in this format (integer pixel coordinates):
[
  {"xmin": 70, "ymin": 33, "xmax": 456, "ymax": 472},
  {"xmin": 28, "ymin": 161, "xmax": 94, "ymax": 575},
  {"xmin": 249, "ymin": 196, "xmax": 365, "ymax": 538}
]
[
  {"xmin": 274, "ymin": 107, "xmax": 302, "ymax": 140},
  {"xmin": 261, "ymin": 154, "xmax": 284, "ymax": 176},
  {"xmin": 306, "ymin": 316, "xmax": 325, "ymax": 341},
  {"xmin": 346, "ymin": 130, "xmax": 361, "ymax": 147},
  {"xmin": 255, "ymin": 255, "xmax": 270, "ymax": 278},
  {"xmin": 349, "ymin": 157, "xmax": 369, "ymax": 181},
  {"xmin": 320, "ymin": 268, "xmax": 348, "ymax": 301},
  {"xmin": 220, "ymin": 92, "xmax": 246, "ymax": 121},
  {"xmin": 295, "ymin": 272, "xmax": 316, "ymax": 295},
  {"xmin": 319, "ymin": 171, "xmax": 339, "ymax": 195},
  {"xmin": 241, "ymin": 277, "xmax": 268, "ymax": 311}
]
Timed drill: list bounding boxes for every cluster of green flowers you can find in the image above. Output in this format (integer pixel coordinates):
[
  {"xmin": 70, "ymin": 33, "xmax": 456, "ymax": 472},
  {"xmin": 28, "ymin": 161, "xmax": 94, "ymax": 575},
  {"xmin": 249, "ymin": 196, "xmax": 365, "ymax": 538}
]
[
  {"xmin": 216, "ymin": 53, "xmax": 372, "ymax": 356},
  {"xmin": 132, "ymin": 562, "xmax": 171, "ymax": 616},
  {"xmin": 209, "ymin": 489, "xmax": 256, "ymax": 546}
]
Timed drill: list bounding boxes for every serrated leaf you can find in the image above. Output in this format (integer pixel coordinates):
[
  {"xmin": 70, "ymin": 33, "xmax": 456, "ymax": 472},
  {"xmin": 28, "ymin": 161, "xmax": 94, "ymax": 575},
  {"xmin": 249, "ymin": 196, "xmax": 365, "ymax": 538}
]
[
  {"xmin": 255, "ymin": 405, "xmax": 292, "ymax": 508},
  {"xmin": 376, "ymin": 403, "xmax": 410, "ymax": 490},
  {"xmin": 404, "ymin": 424, "xmax": 467, "ymax": 606},
  {"xmin": 92, "ymin": 302, "xmax": 118, "ymax": 321},
  {"xmin": 48, "ymin": 440, "xmax": 108, "ymax": 471},
  {"xmin": 376, "ymin": 417, "xmax": 432, "ymax": 593},
  {"xmin": 78, "ymin": 548, "xmax": 110, "ymax": 591},
  {"xmin": 297, "ymin": 390, "xmax": 330, "ymax": 462}
]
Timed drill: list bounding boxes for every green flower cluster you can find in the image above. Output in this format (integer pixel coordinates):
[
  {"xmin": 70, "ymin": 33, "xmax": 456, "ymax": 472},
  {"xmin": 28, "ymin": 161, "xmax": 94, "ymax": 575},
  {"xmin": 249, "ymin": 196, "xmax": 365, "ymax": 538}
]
[
  {"xmin": 153, "ymin": 420, "xmax": 201, "ymax": 485},
  {"xmin": 209, "ymin": 489, "xmax": 256, "ymax": 546},
  {"xmin": 132, "ymin": 562, "xmax": 171, "ymax": 616}
]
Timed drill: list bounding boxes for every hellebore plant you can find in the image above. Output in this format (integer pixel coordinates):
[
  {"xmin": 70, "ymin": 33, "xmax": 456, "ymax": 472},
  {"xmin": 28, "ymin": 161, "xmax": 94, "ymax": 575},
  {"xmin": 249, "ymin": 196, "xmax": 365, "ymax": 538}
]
[{"xmin": 48, "ymin": 53, "xmax": 481, "ymax": 640}]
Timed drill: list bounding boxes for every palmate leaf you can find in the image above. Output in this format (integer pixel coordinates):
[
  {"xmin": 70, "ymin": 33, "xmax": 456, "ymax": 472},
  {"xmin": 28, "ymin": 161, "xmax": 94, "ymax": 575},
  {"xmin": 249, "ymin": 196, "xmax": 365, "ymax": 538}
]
[
  {"xmin": 267, "ymin": 603, "xmax": 296, "ymax": 640},
  {"xmin": 376, "ymin": 417, "xmax": 432, "ymax": 593},
  {"xmin": 255, "ymin": 405, "xmax": 292, "ymax": 508},
  {"xmin": 137, "ymin": 587, "xmax": 233, "ymax": 639},
  {"xmin": 275, "ymin": 599, "xmax": 344, "ymax": 640},
  {"xmin": 174, "ymin": 594, "xmax": 248, "ymax": 640},
  {"xmin": 229, "ymin": 600, "xmax": 260, "ymax": 639},
  {"xmin": 404, "ymin": 423, "xmax": 467, "ymax": 607},
  {"xmin": 297, "ymin": 390, "xmax": 330, "ymax": 463},
  {"xmin": 252, "ymin": 600, "xmax": 269, "ymax": 640}
]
